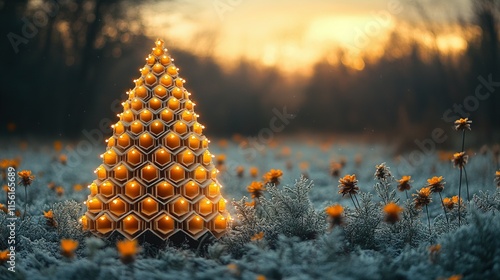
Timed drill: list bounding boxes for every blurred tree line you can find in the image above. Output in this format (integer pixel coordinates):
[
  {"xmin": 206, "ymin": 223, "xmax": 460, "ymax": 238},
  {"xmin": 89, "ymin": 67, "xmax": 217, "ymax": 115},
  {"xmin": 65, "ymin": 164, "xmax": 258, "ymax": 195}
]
[{"xmin": 0, "ymin": 0, "xmax": 499, "ymax": 146}]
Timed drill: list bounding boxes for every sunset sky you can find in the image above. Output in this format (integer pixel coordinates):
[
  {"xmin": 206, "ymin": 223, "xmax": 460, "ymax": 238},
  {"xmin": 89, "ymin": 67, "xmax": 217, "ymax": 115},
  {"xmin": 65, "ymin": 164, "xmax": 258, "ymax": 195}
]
[{"xmin": 142, "ymin": 0, "xmax": 471, "ymax": 72}]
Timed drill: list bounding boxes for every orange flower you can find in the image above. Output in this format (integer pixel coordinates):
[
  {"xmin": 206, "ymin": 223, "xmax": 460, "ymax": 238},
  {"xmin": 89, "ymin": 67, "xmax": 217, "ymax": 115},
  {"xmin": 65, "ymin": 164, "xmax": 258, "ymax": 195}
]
[
  {"xmin": 60, "ymin": 239, "xmax": 78, "ymax": 258},
  {"xmin": 0, "ymin": 249, "xmax": 9, "ymax": 263},
  {"xmin": 247, "ymin": 182, "xmax": 266, "ymax": 199},
  {"xmin": 397, "ymin": 175, "xmax": 412, "ymax": 192},
  {"xmin": 325, "ymin": 204, "xmax": 344, "ymax": 226},
  {"xmin": 494, "ymin": 170, "xmax": 500, "ymax": 188},
  {"xmin": 299, "ymin": 162, "xmax": 309, "ymax": 171},
  {"xmin": 18, "ymin": 170, "xmax": 35, "ymax": 187},
  {"xmin": 413, "ymin": 187, "xmax": 432, "ymax": 208},
  {"xmin": 446, "ymin": 275, "xmax": 462, "ymax": 280},
  {"xmin": 117, "ymin": 240, "xmax": 139, "ymax": 264},
  {"xmin": 256, "ymin": 275, "xmax": 267, "ymax": 280},
  {"xmin": 251, "ymin": 231, "xmax": 264, "ymax": 241},
  {"xmin": 454, "ymin": 118, "xmax": 472, "ymax": 131},
  {"xmin": 43, "ymin": 210, "xmax": 54, "ymax": 219},
  {"xmin": 427, "ymin": 176, "xmax": 445, "ymax": 193},
  {"xmin": 429, "ymin": 244, "xmax": 441, "ymax": 263},
  {"xmin": 383, "ymin": 202, "xmax": 403, "ymax": 224},
  {"xmin": 451, "ymin": 195, "xmax": 463, "ymax": 206},
  {"xmin": 263, "ymin": 169, "xmax": 283, "ymax": 185},
  {"xmin": 0, "ymin": 204, "xmax": 7, "ymax": 214},
  {"xmin": 338, "ymin": 174, "xmax": 359, "ymax": 197},
  {"xmin": 53, "ymin": 140, "xmax": 63, "ymax": 152},
  {"xmin": 249, "ymin": 167, "xmax": 259, "ymax": 178},
  {"xmin": 73, "ymin": 184, "xmax": 83, "ymax": 192},
  {"xmin": 236, "ymin": 166, "xmax": 244, "ymax": 178},
  {"xmin": 216, "ymin": 154, "xmax": 226, "ymax": 166},
  {"xmin": 59, "ymin": 154, "xmax": 67, "ymax": 165},
  {"xmin": 56, "ymin": 186, "xmax": 65, "ymax": 196},
  {"xmin": 2, "ymin": 185, "xmax": 8, "ymax": 193},
  {"xmin": 452, "ymin": 152, "xmax": 468, "ymax": 169},
  {"xmin": 442, "ymin": 197, "xmax": 454, "ymax": 210}
]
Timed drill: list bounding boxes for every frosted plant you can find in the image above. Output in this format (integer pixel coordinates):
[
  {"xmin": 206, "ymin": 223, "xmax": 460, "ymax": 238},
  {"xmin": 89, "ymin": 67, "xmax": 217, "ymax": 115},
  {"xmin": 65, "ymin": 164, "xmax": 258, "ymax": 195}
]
[{"xmin": 344, "ymin": 192, "xmax": 382, "ymax": 250}]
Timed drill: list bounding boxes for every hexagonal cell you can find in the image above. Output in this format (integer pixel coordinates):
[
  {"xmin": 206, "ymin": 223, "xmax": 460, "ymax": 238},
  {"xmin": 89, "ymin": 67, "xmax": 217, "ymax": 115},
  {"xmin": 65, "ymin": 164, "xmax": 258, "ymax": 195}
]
[
  {"xmin": 152, "ymin": 63, "xmax": 164, "ymax": 75},
  {"xmin": 178, "ymin": 149, "xmax": 196, "ymax": 167},
  {"xmin": 95, "ymin": 164, "xmax": 107, "ymax": 180},
  {"xmin": 167, "ymin": 97, "xmax": 180, "ymax": 111},
  {"xmin": 141, "ymin": 164, "xmax": 159, "ymax": 183},
  {"xmin": 198, "ymin": 198, "xmax": 214, "ymax": 216},
  {"xmin": 124, "ymin": 180, "xmax": 144, "ymax": 201},
  {"xmin": 154, "ymin": 85, "xmax": 168, "ymax": 99},
  {"xmin": 193, "ymin": 122, "xmax": 204, "ymax": 134},
  {"xmin": 167, "ymin": 65, "xmax": 178, "ymax": 76},
  {"xmin": 89, "ymin": 183, "xmax": 98, "ymax": 196},
  {"xmin": 139, "ymin": 109, "xmax": 153, "ymax": 123},
  {"xmin": 153, "ymin": 148, "xmax": 171, "ymax": 167},
  {"xmin": 87, "ymin": 197, "xmax": 103, "ymax": 213},
  {"xmin": 159, "ymin": 109, "xmax": 174, "ymax": 124},
  {"xmin": 125, "ymin": 148, "xmax": 143, "ymax": 167},
  {"xmin": 106, "ymin": 137, "xmax": 115, "ymax": 148},
  {"xmin": 211, "ymin": 168, "xmax": 218, "ymax": 179},
  {"xmin": 149, "ymin": 97, "xmax": 162, "ymax": 111},
  {"xmin": 154, "ymin": 214, "xmax": 175, "ymax": 235},
  {"xmin": 181, "ymin": 110, "xmax": 195, "ymax": 123},
  {"xmin": 175, "ymin": 78, "xmax": 184, "ymax": 87},
  {"xmin": 194, "ymin": 166, "xmax": 208, "ymax": 183},
  {"xmin": 139, "ymin": 196, "xmax": 159, "ymax": 217},
  {"xmin": 168, "ymin": 164, "xmax": 185, "ymax": 183},
  {"xmin": 130, "ymin": 98, "xmax": 144, "ymax": 112},
  {"xmin": 212, "ymin": 214, "xmax": 227, "ymax": 233},
  {"xmin": 145, "ymin": 73, "xmax": 157, "ymax": 86},
  {"xmin": 99, "ymin": 180, "xmax": 116, "ymax": 198},
  {"xmin": 202, "ymin": 150, "xmax": 212, "ymax": 165},
  {"xmin": 173, "ymin": 121, "xmax": 188, "ymax": 135},
  {"xmin": 130, "ymin": 121, "xmax": 144, "ymax": 135},
  {"xmin": 134, "ymin": 77, "xmax": 144, "ymax": 87},
  {"xmin": 183, "ymin": 180, "xmax": 200, "ymax": 200},
  {"xmin": 121, "ymin": 214, "xmax": 142, "ymax": 236},
  {"xmin": 146, "ymin": 54, "xmax": 155, "ymax": 65},
  {"xmin": 122, "ymin": 110, "xmax": 134, "ymax": 123},
  {"xmin": 113, "ymin": 164, "xmax": 130, "ymax": 182},
  {"xmin": 160, "ymin": 55, "xmax": 171, "ymax": 66},
  {"xmin": 171, "ymin": 87, "xmax": 184, "ymax": 99},
  {"xmin": 141, "ymin": 66, "xmax": 150, "ymax": 76},
  {"xmin": 202, "ymin": 138, "xmax": 209, "ymax": 149},
  {"xmin": 135, "ymin": 85, "xmax": 149, "ymax": 100},
  {"xmin": 109, "ymin": 197, "xmax": 128, "ymax": 217},
  {"xmin": 155, "ymin": 181, "xmax": 175, "ymax": 201},
  {"xmin": 95, "ymin": 214, "xmax": 114, "ymax": 235},
  {"xmin": 160, "ymin": 74, "xmax": 173, "ymax": 88},
  {"xmin": 149, "ymin": 120, "xmax": 165, "ymax": 136},
  {"xmin": 116, "ymin": 133, "xmax": 132, "ymax": 151},
  {"xmin": 185, "ymin": 100, "xmax": 195, "ymax": 111},
  {"xmin": 186, "ymin": 215, "xmax": 204, "ymax": 236},
  {"xmin": 171, "ymin": 197, "xmax": 189, "ymax": 217},
  {"xmin": 206, "ymin": 181, "xmax": 220, "ymax": 198},
  {"xmin": 164, "ymin": 132, "xmax": 181, "ymax": 151},
  {"xmin": 138, "ymin": 132, "xmax": 154, "ymax": 151},
  {"xmin": 114, "ymin": 121, "xmax": 125, "ymax": 135},
  {"xmin": 188, "ymin": 135, "xmax": 201, "ymax": 150},
  {"xmin": 103, "ymin": 149, "xmax": 118, "ymax": 166},
  {"xmin": 218, "ymin": 198, "xmax": 227, "ymax": 211}
]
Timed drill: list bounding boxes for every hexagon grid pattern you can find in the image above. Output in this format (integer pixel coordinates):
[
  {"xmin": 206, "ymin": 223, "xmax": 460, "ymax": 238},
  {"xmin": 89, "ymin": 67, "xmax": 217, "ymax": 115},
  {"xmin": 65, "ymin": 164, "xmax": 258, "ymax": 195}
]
[{"xmin": 81, "ymin": 39, "xmax": 229, "ymax": 241}]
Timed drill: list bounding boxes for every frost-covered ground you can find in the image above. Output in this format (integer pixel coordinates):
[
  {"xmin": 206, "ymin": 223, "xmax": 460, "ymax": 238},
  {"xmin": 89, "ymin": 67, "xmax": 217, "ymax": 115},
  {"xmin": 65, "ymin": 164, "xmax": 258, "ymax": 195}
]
[{"xmin": 0, "ymin": 136, "xmax": 499, "ymax": 280}]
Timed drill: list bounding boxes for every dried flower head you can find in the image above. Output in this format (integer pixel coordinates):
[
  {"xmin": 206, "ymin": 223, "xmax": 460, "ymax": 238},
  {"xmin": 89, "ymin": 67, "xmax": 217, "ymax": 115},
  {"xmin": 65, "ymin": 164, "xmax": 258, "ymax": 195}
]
[
  {"xmin": 452, "ymin": 152, "xmax": 468, "ymax": 169},
  {"xmin": 117, "ymin": 239, "xmax": 139, "ymax": 264},
  {"xmin": 397, "ymin": 175, "xmax": 412, "ymax": 192},
  {"xmin": 18, "ymin": 170, "xmax": 35, "ymax": 187},
  {"xmin": 251, "ymin": 231, "xmax": 264, "ymax": 241},
  {"xmin": 325, "ymin": 204, "xmax": 344, "ymax": 227},
  {"xmin": 60, "ymin": 239, "xmax": 79, "ymax": 258},
  {"xmin": 249, "ymin": 166, "xmax": 259, "ymax": 178},
  {"xmin": 73, "ymin": 184, "xmax": 83, "ymax": 191},
  {"xmin": 413, "ymin": 187, "xmax": 432, "ymax": 208},
  {"xmin": 247, "ymin": 182, "xmax": 266, "ymax": 199},
  {"xmin": 236, "ymin": 166, "xmax": 244, "ymax": 178},
  {"xmin": 263, "ymin": 169, "xmax": 283, "ymax": 185},
  {"xmin": 494, "ymin": 170, "xmax": 500, "ymax": 188},
  {"xmin": 383, "ymin": 202, "xmax": 403, "ymax": 224},
  {"xmin": 2, "ymin": 185, "xmax": 8, "ymax": 193},
  {"xmin": 338, "ymin": 174, "xmax": 359, "ymax": 197},
  {"xmin": 451, "ymin": 195, "xmax": 463, "ymax": 206},
  {"xmin": 442, "ymin": 197, "xmax": 454, "ymax": 210},
  {"xmin": 0, "ymin": 249, "xmax": 9, "ymax": 263},
  {"xmin": 427, "ymin": 176, "xmax": 446, "ymax": 193},
  {"xmin": 454, "ymin": 118, "xmax": 472, "ymax": 131},
  {"xmin": 374, "ymin": 162, "xmax": 391, "ymax": 181}
]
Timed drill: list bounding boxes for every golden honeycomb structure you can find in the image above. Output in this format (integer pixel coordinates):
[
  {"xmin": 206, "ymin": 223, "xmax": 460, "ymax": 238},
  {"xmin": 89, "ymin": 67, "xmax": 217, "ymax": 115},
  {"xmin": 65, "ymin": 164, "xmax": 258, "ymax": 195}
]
[{"xmin": 81, "ymin": 39, "xmax": 229, "ymax": 240}]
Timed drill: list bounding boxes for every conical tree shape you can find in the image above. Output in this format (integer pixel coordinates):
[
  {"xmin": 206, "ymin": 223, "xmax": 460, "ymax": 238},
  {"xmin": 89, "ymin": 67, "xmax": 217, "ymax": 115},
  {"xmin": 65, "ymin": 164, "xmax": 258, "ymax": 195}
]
[{"xmin": 82, "ymin": 39, "xmax": 229, "ymax": 241}]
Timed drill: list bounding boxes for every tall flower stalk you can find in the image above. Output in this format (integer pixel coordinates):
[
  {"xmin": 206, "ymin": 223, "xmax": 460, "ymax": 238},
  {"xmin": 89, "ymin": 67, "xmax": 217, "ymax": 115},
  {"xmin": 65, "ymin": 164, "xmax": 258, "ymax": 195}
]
[
  {"xmin": 413, "ymin": 187, "xmax": 432, "ymax": 236},
  {"xmin": 18, "ymin": 170, "xmax": 35, "ymax": 220},
  {"xmin": 453, "ymin": 118, "xmax": 471, "ymax": 225},
  {"xmin": 427, "ymin": 176, "xmax": 448, "ymax": 225},
  {"xmin": 338, "ymin": 174, "xmax": 360, "ymax": 210}
]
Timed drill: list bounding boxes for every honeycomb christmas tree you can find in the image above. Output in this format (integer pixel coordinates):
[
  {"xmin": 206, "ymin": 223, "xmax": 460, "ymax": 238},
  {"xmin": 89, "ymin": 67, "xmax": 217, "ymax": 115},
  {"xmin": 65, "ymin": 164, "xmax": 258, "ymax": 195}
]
[{"xmin": 81, "ymin": 39, "xmax": 229, "ymax": 241}]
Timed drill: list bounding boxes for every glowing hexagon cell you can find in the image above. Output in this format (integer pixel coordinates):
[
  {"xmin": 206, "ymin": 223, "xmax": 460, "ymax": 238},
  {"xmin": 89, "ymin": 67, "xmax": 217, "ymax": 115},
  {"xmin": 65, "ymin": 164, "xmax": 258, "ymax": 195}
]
[
  {"xmin": 87, "ymin": 197, "xmax": 103, "ymax": 213},
  {"xmin": 171, "ymin": 87, "xmax": 183, "ymax": 99},
  {"xmin": 207, "ymin": 182, "xmax": 220, "ymax": 198},
  {"xmin": 103, "ymin": 149, "xmax": 118, "ymax": 165},
  {"xmin": 96, "ymin": 214, "xmax": 114, "ymax": 234},
  {"xmin": 155, "ymin": 181, "xmax": 175, "ymax": 201},
  {"xmin": 167, "ymin": 97, "xmax": 180, "ymax": 111},
  {"xmin": 149, "ymin": 120, "xmax": 165, "ymax": 136},
  {"xmin": 153, "ymin": 148, "xmax": 171, "ymax": 167},
  {"xmin": 164, "ymin": 133, "xmax": 181, "ymax": 151},
  {"xmin": 122, "ymin": 110, "xmax": 134, "ymax": 123},
  {"xmin": 130, "ymin": 121, "xmax": 144, "ymax": 135},
  {"xmin": 107, "ymin": 137, "xmax": 115, "ymax": 148},
  {"xmin": 138, "ymin": 132, "xmax": 154, "ymax": 151},
  {"xmin": 154, "ymin": 85, "xmax": 168, "ymax": 99},
  {"xmin": 96, "ymin": 165, "xmax": 107, "ymax": 180},
  {"xmin": 185, "ymin": 100, "xmax": 194, "ymax": 111},
  {"xmin": 181, "ymin": 110, "xmax": 195, "ymax": 123},
  {"xmin": 152, "ymin": 63, "xmax": 164, "ymax": 74},
  {"xmin": 146, "ymin": 54, "xmax": 155, "ymax": 65},
  {"xmin": 124, "ymin": 180, "xmax": 144, "ymax": 200},
  {"xmin": 109, "ymin": 197, "xmax": 128, "ymax": 217},
  {"xmin": 160, "ymin": 74, "xmax": 173, "ymax": 88},
  {"xmin": 218, "ymin": 198, "xmax": 226, "ymax": 211},
  {"xmin": 193, "ymin": 122, "xmax": 203, "ymax": 134},
  {"xmin": 113, "ymin": 164, "xmax": 130, "ymax": 182},
  {"xmin": 145, "ymin": 73, "xmax": 157, "ymax": 86},
  {"xmin": 149, "ymin": 97, "xmax": 162, "ymax": 111},
  {"xmin": 100, "ymin": 180, "xmax": 116, "ymax": 198},
  {"xmin": 160, "ymin": 109, "xmax": 174, "ymax": 123},
  {"xmin": 155, "ymin": 215, "xmax": 175, "ymax": 235},
  {"xmin": 187, "ymin": 215, "xmax": 204, "ymax": 236},
  {"xmin": 139, "ymin": 109, "xmax": 153, "ymax": 123},
  {"xmin": 213, "ymin": 214, "xmax": 227, "ymax": 233},
  {"xmin": 198, "ymin": 198, "xmax": 214, "ymax": 216},
  {"xmin": 173, "ymin": 121, "xmax": 188, "ymax": 135},
  {"xmin": 202, "ymin": 151, "xmax": 212, "ymax": 165},
  {"xmin": 140, "ymin": 197, "xmax": 159, "ymax": 217},
  {"xmin": 153, "ymin": 46, "xmax": 163, "ymax": 56},
  {"xmin": 168, "ymin": 164, "xmax": 185, "ymax": 182},
  {"xmin": 125, "ymin": 148, "xmax": 143, "ymax": 167},
  {"xmin": 183, "ymin": 181, "xmax": 200, "ymax": 200},
  {"xmin": 141, "ymin": 164, "xmax": 159, "ymax": 183},
  {"xmin": 122, "ymin": 214, "xmax": 142, "ymax": 236},
  {"xmin": 114, "ymin": 121, "xmax": 125, "ymax": 135},
  {"xmin": 175, "ymin": 78, "xmax": 183, "ymax": 87},
  {"xmin": 160, "ymin": 55, "xmax": 171, "ymax": 66},
  {"xmin": 194, "ymin": 167, "xmax": 208, "ymax": 182},
  {"xmin": 171, "ymin": 198, "xmax": 189, "ymax": 217},
  {"xmin": 178, "ymin": 150, "xmax": 195, "ymax": 167},
  {"xmin": 135, "ymin": 86, "xmax": 149, "ymax": 99},
  {"xmin": 188, "ymin": 135, "xmax": 201, "ymax": 150},
  {"xmin": 167, "ymin": 65, "xmax": 178, "ymax": 76},
  {"xmin": 131, "ymin": 98, "xmax": 143, "ymax": 112},
  {"xmin": 116, "ymin": 133, "xmax": 132, "ymax": 150}
]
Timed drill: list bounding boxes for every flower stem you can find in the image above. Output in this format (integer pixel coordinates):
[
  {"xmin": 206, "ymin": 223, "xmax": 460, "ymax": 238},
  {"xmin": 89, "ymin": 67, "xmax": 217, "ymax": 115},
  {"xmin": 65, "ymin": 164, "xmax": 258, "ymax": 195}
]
[
  {"xmin": 350, "ymin": 194, "xmax": 358, "ymax": 210},
  {"xmin": 425, "ymin": 204, "xmax": 431, "ymax": 236},
  {"xmin": 405, "ymin": 190, "xmax": 409, "ymax": 200},
  {"xmin": 438, "ymin": 192, "xmax": 449, "ymax": 225},
  {"xmin": 458, "ymin": 168, "xmax": 463, "ymax": 226},
  {"xmin": 463, "ymin": 166, "xmax": 470, "ymax": 202},
  {"xmin": 353, "ymin": 194, "xmax": 361, "ymax": 209}
]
